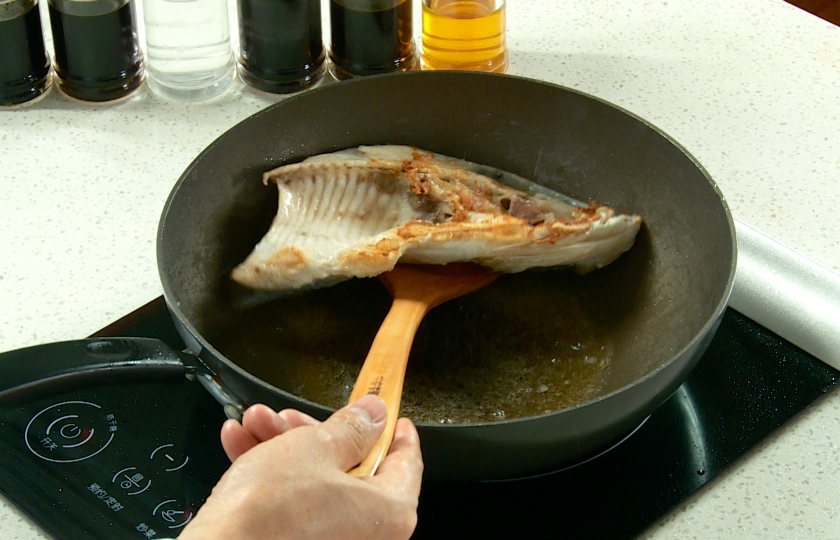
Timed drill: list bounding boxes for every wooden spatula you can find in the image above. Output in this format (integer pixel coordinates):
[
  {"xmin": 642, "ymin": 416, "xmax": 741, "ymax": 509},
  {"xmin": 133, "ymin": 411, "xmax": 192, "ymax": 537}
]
[{"xmin": 348, "ymin": 263, "xmax": 499, "ymax": 477}]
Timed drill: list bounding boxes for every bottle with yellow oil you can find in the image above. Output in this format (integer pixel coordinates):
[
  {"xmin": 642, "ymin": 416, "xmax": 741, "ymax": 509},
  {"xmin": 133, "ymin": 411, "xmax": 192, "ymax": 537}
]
[{"xmin": 421, "ymin": 0, "xmax": 507, "ymax": 73}]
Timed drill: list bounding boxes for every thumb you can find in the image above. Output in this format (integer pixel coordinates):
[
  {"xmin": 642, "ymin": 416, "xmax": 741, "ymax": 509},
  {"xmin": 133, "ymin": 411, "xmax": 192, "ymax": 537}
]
[{"xmin": 316, "ymin": 394, "xmax": 388, "ymax": 471}]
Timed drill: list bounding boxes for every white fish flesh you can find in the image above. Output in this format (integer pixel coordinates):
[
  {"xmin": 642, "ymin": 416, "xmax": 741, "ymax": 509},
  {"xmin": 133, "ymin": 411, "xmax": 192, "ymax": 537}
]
[{"xmin": 231, "ymin": 146, "xmax": 642, "ymax": 291}]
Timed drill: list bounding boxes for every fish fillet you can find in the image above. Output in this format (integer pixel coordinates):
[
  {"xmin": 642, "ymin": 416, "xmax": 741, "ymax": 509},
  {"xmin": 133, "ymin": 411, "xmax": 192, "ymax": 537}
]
[{"xmin": 231, "ymin": 146, "xmax": 641, "ymax": 291}]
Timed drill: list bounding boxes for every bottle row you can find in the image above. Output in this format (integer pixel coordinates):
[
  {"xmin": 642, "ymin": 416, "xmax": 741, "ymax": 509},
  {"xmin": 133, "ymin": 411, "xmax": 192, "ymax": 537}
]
[{"xmin": 0, "ymin": 0, "xmax": 507, "ymax": 106}]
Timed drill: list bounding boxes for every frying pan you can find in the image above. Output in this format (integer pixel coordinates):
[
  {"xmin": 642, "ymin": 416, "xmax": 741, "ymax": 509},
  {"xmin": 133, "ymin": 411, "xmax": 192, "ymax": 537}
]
[{"xmin": 0, "ymin": 72, "xmax": 736, "ymax": 481}]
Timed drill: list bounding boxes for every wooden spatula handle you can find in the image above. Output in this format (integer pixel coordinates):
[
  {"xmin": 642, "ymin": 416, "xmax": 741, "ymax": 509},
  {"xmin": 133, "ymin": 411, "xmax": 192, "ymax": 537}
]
[{"xmin": 348, "ymin": 298, "xmax": 428, "ymax": 477}]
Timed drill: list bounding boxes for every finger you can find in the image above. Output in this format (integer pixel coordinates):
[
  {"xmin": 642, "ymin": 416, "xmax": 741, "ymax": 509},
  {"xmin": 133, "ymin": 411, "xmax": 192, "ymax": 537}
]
[
  {"xmin": 370, "ymin": 418, "xmax": 423, "ymax": 498},
  {"xmin": 220, "ymin": 419, "xmax": 259, "ymax": 462},
  {"xmin": 277, "ymin": 408, "xmax": 320, "ymax": 430},
  {"xmin": 309, "ymin": 394, "xmax": 388, "ymax": 471},
  {"xmin": 241, "ymin": 405, "xmax": 321, "ymax": 443},
  {"xmin": 242, "ymin": 404, "xmax": 292, "ymax": 442}
]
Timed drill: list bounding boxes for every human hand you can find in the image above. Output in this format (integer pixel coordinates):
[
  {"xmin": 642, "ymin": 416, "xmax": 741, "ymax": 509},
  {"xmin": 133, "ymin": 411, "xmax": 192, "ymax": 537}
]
[
  {"xmin": 220, "ymin": 403, "xmax": 322, "ymax": 461},
  {"xmin": 177, "ymin": 395, "xmax": 423, "ymax": 540}
]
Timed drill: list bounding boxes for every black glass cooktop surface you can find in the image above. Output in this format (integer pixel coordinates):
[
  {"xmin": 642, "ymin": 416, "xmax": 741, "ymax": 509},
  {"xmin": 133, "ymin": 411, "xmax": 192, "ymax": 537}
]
[{"xmin": 0, "ymin": 298, "xmax": 837, "ymax": 539}]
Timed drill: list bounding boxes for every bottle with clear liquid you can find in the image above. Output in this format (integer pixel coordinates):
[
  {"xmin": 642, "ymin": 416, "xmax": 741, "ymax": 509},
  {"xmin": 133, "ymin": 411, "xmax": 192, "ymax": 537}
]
[{"xmin": 143, "ymin": 0, "xmax": 235, "ymax": 101}]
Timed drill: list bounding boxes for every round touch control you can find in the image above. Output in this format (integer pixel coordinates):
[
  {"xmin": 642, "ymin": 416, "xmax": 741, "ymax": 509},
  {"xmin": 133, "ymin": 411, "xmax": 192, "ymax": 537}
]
[{"xmin": 25, "ymin": 401, "xmax": 117, "ymax": 463}]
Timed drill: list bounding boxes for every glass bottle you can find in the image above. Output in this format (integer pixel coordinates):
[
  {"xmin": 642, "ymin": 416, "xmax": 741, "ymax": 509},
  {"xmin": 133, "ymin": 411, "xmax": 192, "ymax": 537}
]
[
  {"xmin": 48, "ymin": 0, "xmax": 144, "ymax": 102},
  {"xmin": 143, "ymin": 0, "xmax": 235, "ymax": 101},
  {"xmin": 236, "ymin": 0, "xmax": 326, "ymax": 94},
  {"xmin": 0, "ymin": 0, "xmax": 51, "ymax": 106},
  {"xmin": 328, "ymin": 0, "xmax": 415, "ymax": 80},
  {"xmin": 421, "ymin": 0, "xmax": 507, "ymax": 73}
]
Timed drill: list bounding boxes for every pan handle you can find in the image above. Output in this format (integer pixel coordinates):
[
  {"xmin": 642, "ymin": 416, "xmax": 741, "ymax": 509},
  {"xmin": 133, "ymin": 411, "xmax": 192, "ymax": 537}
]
[{"xmin": 0, "ymin": 338, "xmax": 205, "ymax": 407}]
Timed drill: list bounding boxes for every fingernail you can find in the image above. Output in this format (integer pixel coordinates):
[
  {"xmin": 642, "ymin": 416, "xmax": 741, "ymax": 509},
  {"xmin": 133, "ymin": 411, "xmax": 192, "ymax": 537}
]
[{"xmin": 349, "ymin": 394, "xmax": 387, "ymax": 425}]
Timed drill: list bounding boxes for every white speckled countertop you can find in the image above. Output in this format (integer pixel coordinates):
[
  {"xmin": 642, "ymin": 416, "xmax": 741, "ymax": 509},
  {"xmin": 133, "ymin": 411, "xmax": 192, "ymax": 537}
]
[{"xmin": 1, "ymin": 0, "xmax": 839, "ymax": 538}]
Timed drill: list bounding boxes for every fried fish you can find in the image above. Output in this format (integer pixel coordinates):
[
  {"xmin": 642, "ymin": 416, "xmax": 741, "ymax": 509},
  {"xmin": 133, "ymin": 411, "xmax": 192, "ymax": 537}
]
[{"xmin": 231, "ymin": 145, "xmax": 641, "ymax": 291}]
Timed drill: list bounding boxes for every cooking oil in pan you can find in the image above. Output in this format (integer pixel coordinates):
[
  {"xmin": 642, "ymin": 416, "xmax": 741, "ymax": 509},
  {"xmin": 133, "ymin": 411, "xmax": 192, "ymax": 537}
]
[
  {"xmin": 396, "ymin": 282, "xmax": 613, "ymax": 424},
  {"xmin": 212, "ymin": 270, "xmax": 614, "ymax": 424}
]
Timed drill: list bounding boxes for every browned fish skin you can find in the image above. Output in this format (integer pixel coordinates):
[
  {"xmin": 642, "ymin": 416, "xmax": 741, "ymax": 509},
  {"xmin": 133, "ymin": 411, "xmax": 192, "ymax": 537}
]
[{"xmin": 232, "ymin": 146, "xmax": 641, "ymax": 291}]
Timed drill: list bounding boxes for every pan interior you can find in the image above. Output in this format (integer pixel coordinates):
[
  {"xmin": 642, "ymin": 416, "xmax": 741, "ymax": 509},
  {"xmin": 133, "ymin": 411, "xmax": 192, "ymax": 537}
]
[
  {"xmin": 208, "ymin": 269, "xmax": 620, "ymax": 423},
  {"xmin": 159, "ymin": 72, "xmax": 733, "ymax": 424}
]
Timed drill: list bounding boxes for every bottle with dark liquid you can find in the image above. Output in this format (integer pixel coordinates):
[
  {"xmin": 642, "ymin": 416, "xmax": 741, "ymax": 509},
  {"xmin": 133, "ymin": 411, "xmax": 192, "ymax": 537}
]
[
  {"xmin": 329, "ymin": 0, "xmax": 415, "ymax": 80},
  {"xmin": 237, "ymin": 0, "xmax": 325, "ymax": 94},
  {"xmin": 48, "ymin": 0, "xmax": 144, "ymax": 102},
  {"xmin": 0, "ymin": 0, "xmax": 51, "ymax": 106}
]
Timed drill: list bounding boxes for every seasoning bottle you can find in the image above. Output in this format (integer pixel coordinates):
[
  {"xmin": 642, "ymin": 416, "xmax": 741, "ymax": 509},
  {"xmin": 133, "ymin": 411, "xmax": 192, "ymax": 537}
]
[
  {"xmin": 0, "ymin": 0, "xmax": 51, "ymax": 106},
  {"xmin": 236, "ymin": 0, "xmax": 326, "ymax": 94},
  {"xmin": 143, "ymin": 0, "xmax": 235, "ymax": 101},
  {"xmin": 48, "ymin": 0, "xmax": 144, "ymax": 102},
  {"xmin": 421, "ymin": 0, "xmax": 508, "ymax": 73},
  {"xmin": 329, "ymin": 0, "xmax": 415, "ymax": 80}
]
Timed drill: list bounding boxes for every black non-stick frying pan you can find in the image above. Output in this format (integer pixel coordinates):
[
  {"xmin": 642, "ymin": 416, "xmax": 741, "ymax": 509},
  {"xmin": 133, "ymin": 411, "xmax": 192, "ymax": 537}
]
[{"xmin": 0, "ymin": 72, "xmax": 736, "ymax": 481}]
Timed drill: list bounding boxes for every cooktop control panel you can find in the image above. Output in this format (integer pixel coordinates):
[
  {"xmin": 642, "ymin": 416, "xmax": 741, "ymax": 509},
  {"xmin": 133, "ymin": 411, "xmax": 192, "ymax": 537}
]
[
  {"xmin": 0, "ymin": 381, "xmax": 229, "ymax": 539},
  {"xmin": 26, "ymin": 400, "xmax": 118, "ymax": 464}
]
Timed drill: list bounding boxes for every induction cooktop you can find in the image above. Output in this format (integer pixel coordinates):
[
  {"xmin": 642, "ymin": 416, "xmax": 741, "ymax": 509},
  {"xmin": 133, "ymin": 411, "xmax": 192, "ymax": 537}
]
[{"xmin": 0, "ymin": 297, "xmax": 837, "ymax": 539}]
